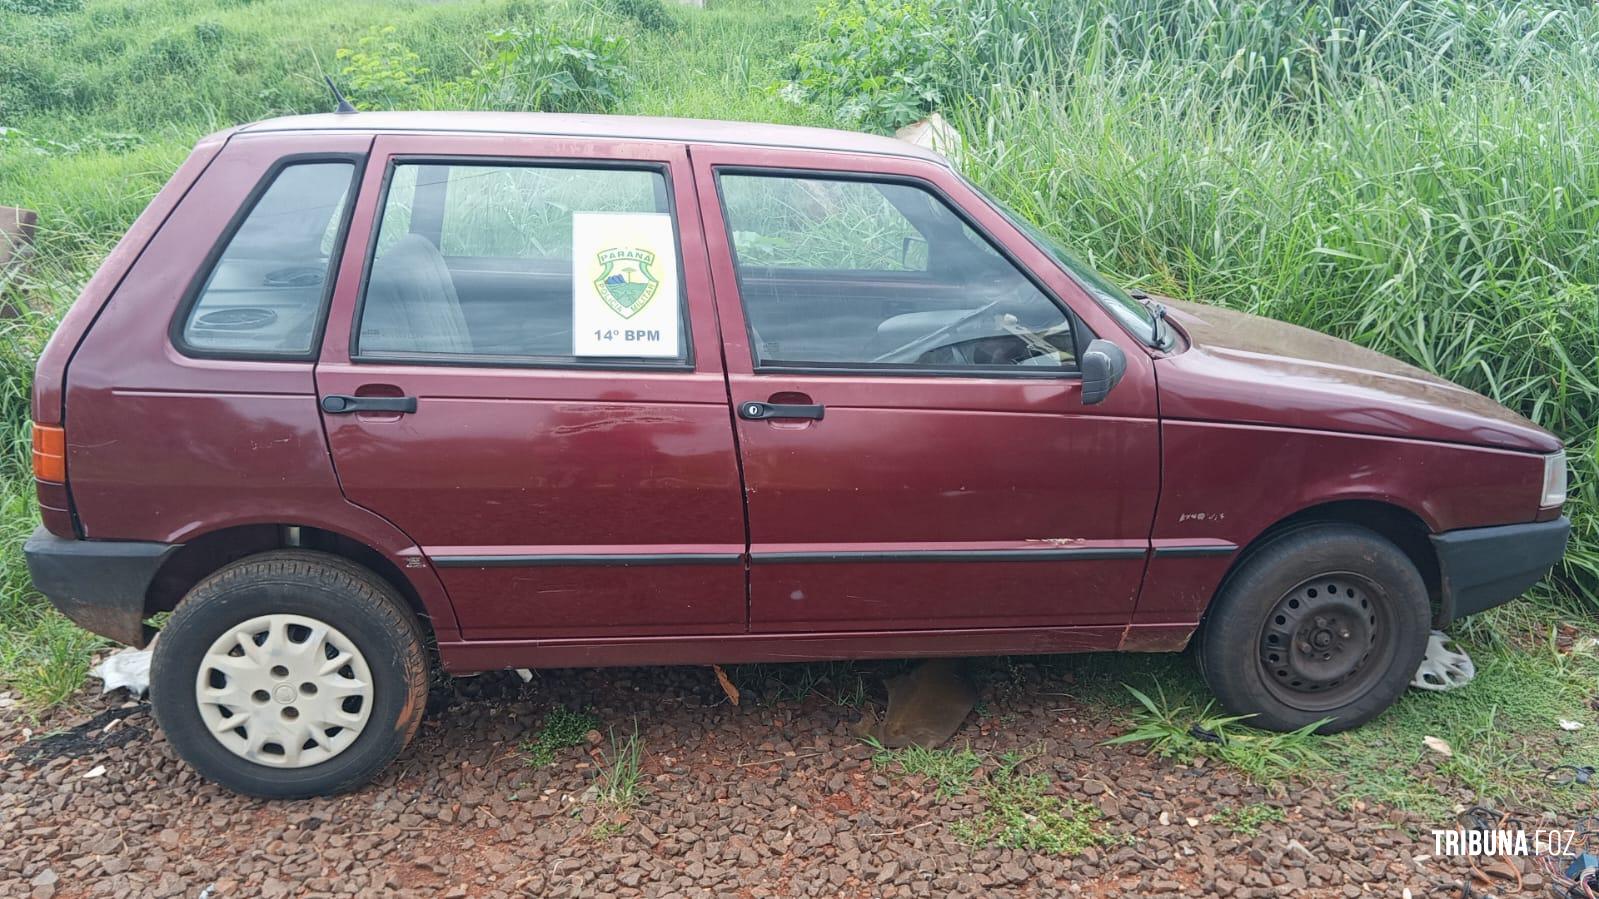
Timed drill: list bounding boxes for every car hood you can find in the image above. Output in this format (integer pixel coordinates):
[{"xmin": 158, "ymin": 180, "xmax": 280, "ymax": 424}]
[{"xmin": 1153, "ymin": 298, "xmax": 1560, "ymax": 453}]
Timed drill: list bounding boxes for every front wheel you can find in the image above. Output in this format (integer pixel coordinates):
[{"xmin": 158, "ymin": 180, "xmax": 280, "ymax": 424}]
[
  {"xmin": 1198, "ymin": 524, "xmax": 1430, "ymax": 733},
  {"xmin": 150, "ymin": 550, "xmax": 429, "ymax": 798}
]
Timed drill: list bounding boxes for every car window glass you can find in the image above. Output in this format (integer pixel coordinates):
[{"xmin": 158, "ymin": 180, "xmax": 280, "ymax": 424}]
[
  {"xmin": 721, "ymin": 177, "xmax": 925, "ymax": 271},
  {"xmin": 718, "ymin": 174, "xmax": 1076, "ymax": 372},
  {"xmin": 357, "ymin": 163, "xmax": 685, "ymax": 363},
  {"xmin": 372, "ymin": 164, "xmax": 417, "ymax": 257},
  {"xmin": 180, "ymin": 162, "xmax": 354, "ymax": 356}
]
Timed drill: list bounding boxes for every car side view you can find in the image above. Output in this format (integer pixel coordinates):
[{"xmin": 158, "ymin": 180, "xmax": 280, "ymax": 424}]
[{"xmin": 25, "ymin": 112, "xmax": 1570, "ymax": 798}]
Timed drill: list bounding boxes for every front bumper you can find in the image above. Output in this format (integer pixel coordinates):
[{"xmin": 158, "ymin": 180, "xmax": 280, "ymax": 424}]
[
  {"xmin": 1430, "ymin": 516, "xmax": 1570, "ymax": 625},
  {"xmin": 23, "ymin": 526, "xmax": 180, "ymax": 647}
]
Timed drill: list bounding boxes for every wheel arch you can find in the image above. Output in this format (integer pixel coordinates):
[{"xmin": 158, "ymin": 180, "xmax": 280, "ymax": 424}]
[
  {"xmin": 144, "ymin": 524, "xmax": 447, "ymax": 639},
  {"xmin": 1209, "ymin": 499, "xmax": 1444, "ymax": 627}
]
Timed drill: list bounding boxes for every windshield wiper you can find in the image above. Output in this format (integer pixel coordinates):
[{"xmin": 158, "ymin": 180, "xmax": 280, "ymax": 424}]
[{"xmin": 1128, "ymin": 290, "xmax": 1170, "ymax": 349}]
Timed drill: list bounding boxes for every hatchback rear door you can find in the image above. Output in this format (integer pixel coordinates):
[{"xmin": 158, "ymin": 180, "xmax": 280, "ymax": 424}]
[{"xmin": 316, "ymin": 134, "xmax": 746, "ymax": 640}]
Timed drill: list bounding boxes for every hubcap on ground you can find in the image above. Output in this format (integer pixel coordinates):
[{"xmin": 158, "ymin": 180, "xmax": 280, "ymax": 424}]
[
  {"xmin": 195, "ymin": 614, "xmax": 373, "ymax": 768},
  {"xmin": 1258, "ymin": 574, "xmax": 1390, "ymax": 710}
]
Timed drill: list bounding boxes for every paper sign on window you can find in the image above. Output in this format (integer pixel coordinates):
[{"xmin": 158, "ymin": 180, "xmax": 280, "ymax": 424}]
[{"xmin": 572, "ymin": 212, "xmax": 681, "ymax": 358}]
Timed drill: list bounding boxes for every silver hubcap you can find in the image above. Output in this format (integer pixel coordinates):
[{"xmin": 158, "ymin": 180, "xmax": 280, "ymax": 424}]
[{"xmin": 195, "ymin": 614, "xmax": 374, "ymax": 768}]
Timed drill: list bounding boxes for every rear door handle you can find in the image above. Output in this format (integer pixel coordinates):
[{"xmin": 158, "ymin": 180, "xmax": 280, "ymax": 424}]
[
  {"xmin": 321, "ymin": 394, "xmax": 417, "ymax": 414},
  {"xmin": 739, "ymin": 401, "xmax": 824, "ymax": 421}
]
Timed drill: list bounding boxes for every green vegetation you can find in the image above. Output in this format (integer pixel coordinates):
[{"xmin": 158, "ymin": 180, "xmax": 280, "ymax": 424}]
[
  {"xmin": 521, "ymin": 706, "xmax": 600, "ymax": 768},
  {"xmin": 0, "ymin": 313, "xmax": 104, "ymax": 707},
  {"xmin": 728, "ymin": 660, "xmax": 867, "ymax": 708},
  {"xmin": 592, "ymin": 725, "xmax": 645, "ymax": 810},
  {"xmin": 0, "ymin": 0, "xmax": 824, "ymax": 705},
  {"xmin": 1212, "ymin": 803, "xmax": 1286, "ymax": 837},
  {"xmin": 1104, "ymin": 685, "xmax": 1327, "ymax": 781},
  {"xmin": 868, "ymin": 739, "xmax": 983, "ymax": 799},
  {"xmin": 783, "ymin": 0, "xmax": 1599, "ymax": 604},
  {"xmin": 1330, "ymin": 605, "xmax": 1599, "ymax": 819},
  {"xmin": 870, "ymin": 739, "xmax": 1119, "ymax": 854},
  {"xmin": 780, "ymin": 0, "xmax": 966, "ymax": 132},
  {"xmin": 952, "ymin": 752, "xmax": 1121, "ymax": 855},
  {"xmin": 1043, "ymin": 603, "xmax": 1599, "ymax": 820}
]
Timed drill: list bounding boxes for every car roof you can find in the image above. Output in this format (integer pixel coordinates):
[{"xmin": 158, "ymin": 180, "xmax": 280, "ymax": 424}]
[{"xmin": 240, "ymin": 111, "xmax": 950, "ymax": 165}]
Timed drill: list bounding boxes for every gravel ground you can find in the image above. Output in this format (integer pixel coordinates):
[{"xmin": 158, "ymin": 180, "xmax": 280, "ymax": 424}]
[{"xmin": 0, "ymin": 658, "xmax": 1508, "ymax": 898}]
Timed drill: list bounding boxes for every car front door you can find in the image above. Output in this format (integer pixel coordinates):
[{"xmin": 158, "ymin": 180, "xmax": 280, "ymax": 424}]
[
  {"xmin": 694, "ymin": 145, "xmax": 1161, "ymax": 638},
  {"xmin": 316, "ymin": 134, "xmax": 746, "ymax": 640}
]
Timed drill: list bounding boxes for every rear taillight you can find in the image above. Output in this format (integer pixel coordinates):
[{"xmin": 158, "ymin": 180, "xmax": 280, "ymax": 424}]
[{"xmin": 31, "ymin": 423, "xmax": 65, "ymax": 482}]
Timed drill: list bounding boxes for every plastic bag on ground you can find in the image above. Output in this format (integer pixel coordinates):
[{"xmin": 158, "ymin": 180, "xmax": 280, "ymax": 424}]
[{"xmin": 93, "ymin": 645, "xmax": 153, "ymax": 697}]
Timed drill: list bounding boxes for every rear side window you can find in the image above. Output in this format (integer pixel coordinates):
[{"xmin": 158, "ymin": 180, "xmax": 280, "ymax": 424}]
[
  {"xmin": 356, "ymin": 162, "xmax": 686, "ymax": 364},
  {"xmin": 179, "ymin": 162, "xmax": 355, "ymax": 356}
]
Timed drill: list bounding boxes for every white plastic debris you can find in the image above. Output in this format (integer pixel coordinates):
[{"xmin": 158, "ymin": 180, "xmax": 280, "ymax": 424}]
[
  {"xmin": 894, "ymin": 113, "xmax": 963, "ymax": 159},
  {"xmin": 1422, "ymin": 735, "xmax": 1453, "ymax": 757},
  {"xmin": 1411, "ymin": 630, "xmax": 1475, "ymax": 691},
  {"xmin": 80, "ymin": 765, "xmax": 106, "ymax": 779},
  {"xmin": 515, "ymin": 669, "xmax": 534, "ymax": 683},
  {"xmin": 1560, "ymin": 719, "xmax": 1585, "ymax": 731},
  {"xmin": 92, "ymin": 645, "xmax": 153, "ymax": 697}
]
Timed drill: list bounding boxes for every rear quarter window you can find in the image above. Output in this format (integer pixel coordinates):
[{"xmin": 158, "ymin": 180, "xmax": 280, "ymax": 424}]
[{"xmin": 177, "ymin": 161, "xmax": 357, "ymax": 357}]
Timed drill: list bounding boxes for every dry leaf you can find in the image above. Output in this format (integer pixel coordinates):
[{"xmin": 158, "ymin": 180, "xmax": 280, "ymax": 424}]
[
  {"xmin": 1422, "ymin": 736, "xmax": 1453, "ymax": 757},
  {"xmin": 712, "ymin": 664, "xmax": 740, "ymax": 706}
]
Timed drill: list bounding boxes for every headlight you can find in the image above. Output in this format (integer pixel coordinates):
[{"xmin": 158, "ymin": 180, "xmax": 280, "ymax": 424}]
[{"xmin": 1541, "ymin": 450, "xmax": 1568, "ymax": 508}]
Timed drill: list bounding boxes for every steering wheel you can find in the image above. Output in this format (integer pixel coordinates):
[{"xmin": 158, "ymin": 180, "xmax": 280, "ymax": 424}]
[{"xmin": 870, "ymin": 297, "xmax": 1009, "ymax": 365}]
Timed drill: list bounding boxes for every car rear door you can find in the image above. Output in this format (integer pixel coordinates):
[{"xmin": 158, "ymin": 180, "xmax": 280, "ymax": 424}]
[
  {"xmin": 316, "ymin": 134, "xmax": 746, "ymax": 640},
  {"xmin": 693, "ymin": 144, "xmax": 1161, "ymax": 637}
]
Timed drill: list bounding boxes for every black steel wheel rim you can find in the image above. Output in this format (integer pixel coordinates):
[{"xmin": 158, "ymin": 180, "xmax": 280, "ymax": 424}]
[{"xmin": 1257, "ymin": 572, "xmax": 1395, "ymax": 712}]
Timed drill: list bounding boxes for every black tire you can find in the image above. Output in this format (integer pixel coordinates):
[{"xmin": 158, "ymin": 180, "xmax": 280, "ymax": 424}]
[
  {"xmin": 150, "ymin": 550, "xmax": 428, "ymax": 798},
  {"xmin": 1197, "ymin": 524, "xmax": 1429, "ymax": 734}
]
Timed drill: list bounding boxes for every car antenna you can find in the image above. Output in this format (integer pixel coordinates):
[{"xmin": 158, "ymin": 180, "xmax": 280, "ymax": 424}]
[{"xmin": 322, "ymin": 75, "xmax": 357, "ymax": 115}]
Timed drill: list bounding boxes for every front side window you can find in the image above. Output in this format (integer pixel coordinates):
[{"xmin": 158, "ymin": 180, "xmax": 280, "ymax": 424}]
[
  {"xmin": 179, "ymin": 161, "xmax": 355, "ymax": 355},
  {"xmin": 357, "ymin": 162, "xmax": 685, "ymax": 364},
  {"xmin": 718, "ymin": 173, "xmax": 1076, "ymax": 372},
  {"xmin": 968, "ymin": 181, "xmax": 1161, "ymax": 348}
]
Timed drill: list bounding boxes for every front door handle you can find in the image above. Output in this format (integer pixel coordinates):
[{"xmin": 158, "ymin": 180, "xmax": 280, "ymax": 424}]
[
  {"xmin": 321, "ymin": 394, "xmax": 417, "ymax": 414},
  {"xmin": 739, "ymin": 401, "xmax": 825, "ymax": 421}
]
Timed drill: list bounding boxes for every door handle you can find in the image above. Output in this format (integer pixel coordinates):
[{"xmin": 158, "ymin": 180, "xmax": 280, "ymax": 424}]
[
  {"xmin": 739, "ymin": 401, "xmax": 824, "ymax": 421},
  {"xmin": 321, "ymin": 394, "xmax": 417, "ymax": 414}
]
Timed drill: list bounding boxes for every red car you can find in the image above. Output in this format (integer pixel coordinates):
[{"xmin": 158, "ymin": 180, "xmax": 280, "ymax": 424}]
[{"xmin": 25, "ymin": 112, "xmax": 1569, "ymax": 797}]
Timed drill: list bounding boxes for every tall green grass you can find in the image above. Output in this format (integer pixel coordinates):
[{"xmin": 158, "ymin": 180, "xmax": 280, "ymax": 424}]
[
  {"xmin": 780, "ymin": 0, "xmax": 1596, "ymax": 604},
  {"xmin": 912, "ymin": 0, "xmax": 1599, "ymax": 603},
  {"xmin": 950, "ymin": 68, "xmax": 1599, "ymax": 596},
  {"xmin": 0, "ymin": 312, "xmax": 104, "ymax": 706}
]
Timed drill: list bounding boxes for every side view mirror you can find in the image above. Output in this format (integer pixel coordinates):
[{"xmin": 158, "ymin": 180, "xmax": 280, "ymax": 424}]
[{"xmin": 1080, "ymin": 339, "xmax": 1126, "ymax": 405}]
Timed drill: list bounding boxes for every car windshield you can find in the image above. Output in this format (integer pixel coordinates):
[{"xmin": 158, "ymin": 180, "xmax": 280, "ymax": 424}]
[{"xmin": 966, "ymin": 182, "xmax": 1160, "ymax": 347}]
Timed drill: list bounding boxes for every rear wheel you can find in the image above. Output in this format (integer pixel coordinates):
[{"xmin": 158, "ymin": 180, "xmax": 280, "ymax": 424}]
[
  {"xmin": 151, "ymin": 550, "xmax": 428, "ymax": 798},
  {"xmin": 1198, "ymin": 524, "xmax": 1429, "ymax": 733}
]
